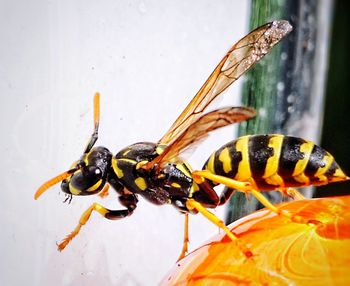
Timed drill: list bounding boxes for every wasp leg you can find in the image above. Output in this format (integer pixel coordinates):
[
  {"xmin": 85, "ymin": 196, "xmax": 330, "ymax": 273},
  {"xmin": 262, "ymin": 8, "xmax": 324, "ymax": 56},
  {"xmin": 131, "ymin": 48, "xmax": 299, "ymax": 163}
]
[
  {"xmin": 57, "ymin": 202, "xmax": 134, "ymax": 251},
  {"xmin": 192, "ymin": 181, "xmax": 235, "ymax": 207},
  {"xmin": 98, "ymin": 183, "xmax": 110, "ymax": 198},
  {"xmin": 218, "ymin": 188, "xmax": 235, "ymax": 205},
  {"xmin": 249, "ymin": 189, "xmax": 309, "ymax": 223},
  {"xmin": 186, "ymin": 199, "xmax": 253, "ymax": 258},
  {"xmin": 118, "ymin": 193, "xmax": 138, "ymax": 211},
  {"xmin": 193, "ymin": 171, "xmax": 309, "ymax": 224},
  {"xmin": 177, "ymin": 213, "xmax": 189, "ymax": 262},
  {"xmin": 192, "ymin": 170, "xmax": 252, "ymax": 191},
  {"xmin": 191, "ymin": 179, "xmax": 220, "ymax": 208},
  {"xmin": 192, "ymin": 171, "xmax": 248, "ymax": 208},
  {"xmin": 281, "ymin": 187, "xmax": 305, "ymax": 200}
]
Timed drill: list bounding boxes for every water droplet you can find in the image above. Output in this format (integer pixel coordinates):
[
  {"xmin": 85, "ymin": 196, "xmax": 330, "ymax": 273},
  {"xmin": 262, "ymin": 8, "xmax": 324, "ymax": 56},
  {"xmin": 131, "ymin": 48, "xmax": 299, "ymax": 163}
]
[
  {"xmin": 287, "ymin": 94, "xmax": 295, "ymax": 103},
  {"xmin": 258, "ymin": 108, "xmax": 267, "ymax": 118},
  {"xmin": 277, "ymin": 82, "xmax": 285, "ymax": 92},
  {"xmin": 281, "ymin": 52, "xmax": 288, "ymax": 61}
]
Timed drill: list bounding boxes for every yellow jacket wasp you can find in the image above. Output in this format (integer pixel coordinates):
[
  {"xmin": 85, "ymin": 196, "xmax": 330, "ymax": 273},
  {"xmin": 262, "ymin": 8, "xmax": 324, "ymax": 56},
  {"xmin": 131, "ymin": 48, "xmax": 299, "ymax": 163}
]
[{"xmin": 35, "ymin": 20, "xmax": 347, "ymax": 259}]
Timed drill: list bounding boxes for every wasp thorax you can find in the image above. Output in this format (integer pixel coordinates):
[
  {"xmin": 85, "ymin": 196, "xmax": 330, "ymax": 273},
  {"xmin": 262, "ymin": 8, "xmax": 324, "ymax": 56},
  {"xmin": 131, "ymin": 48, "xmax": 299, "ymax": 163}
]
[{"xmin": 154, "ymin": 163, "xmax": 193, "ymax": 196}]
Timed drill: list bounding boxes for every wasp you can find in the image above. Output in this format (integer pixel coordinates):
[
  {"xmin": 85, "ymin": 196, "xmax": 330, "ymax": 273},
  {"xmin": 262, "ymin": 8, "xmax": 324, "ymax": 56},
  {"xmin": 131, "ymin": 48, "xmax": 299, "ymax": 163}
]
[{"xmin": 35, "ymin": 20, "xmax": 297, "ymax": 259}]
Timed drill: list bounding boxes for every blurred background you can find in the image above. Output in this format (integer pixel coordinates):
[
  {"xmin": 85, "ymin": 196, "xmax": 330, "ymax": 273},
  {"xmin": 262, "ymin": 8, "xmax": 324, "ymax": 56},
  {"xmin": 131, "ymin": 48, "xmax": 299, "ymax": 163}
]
[
  {"xmin": 316, "ymin": 0, "xmax": 350, "ymax": 198},
  {"xmin": 0, "ymin": 1, "xmax": 349, "ymax": 285},
  {"xmin": 226, "ymin": 0, "xmax": 350, "ymax": 221}
]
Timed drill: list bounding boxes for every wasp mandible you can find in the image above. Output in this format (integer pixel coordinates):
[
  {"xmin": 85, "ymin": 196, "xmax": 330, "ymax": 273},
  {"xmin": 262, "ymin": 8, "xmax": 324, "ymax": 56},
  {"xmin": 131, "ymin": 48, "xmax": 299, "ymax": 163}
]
[{"xmin": 35, "ymin": 21, "xmax": 294, "ymax": 259}]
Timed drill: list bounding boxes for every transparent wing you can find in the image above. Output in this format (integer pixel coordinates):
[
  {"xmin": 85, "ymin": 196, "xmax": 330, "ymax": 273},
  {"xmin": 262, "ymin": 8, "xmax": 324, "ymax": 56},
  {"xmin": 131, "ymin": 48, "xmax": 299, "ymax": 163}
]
[
  {"xmin": 159, "ymin": 20, "xmax": 292, "ymax": 146},
  {"xmin": 142, "ymin": 107, "xmax": 256, "ymax": 170}
]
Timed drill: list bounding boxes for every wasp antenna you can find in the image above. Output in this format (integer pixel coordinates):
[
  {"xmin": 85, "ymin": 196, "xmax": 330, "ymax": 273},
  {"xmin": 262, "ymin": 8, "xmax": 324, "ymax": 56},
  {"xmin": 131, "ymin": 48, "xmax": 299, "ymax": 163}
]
[
  {"xmin": 34, "ymin": 170, "xmax": 75, "ymax": 200},
  {"xmin": 84, "ymin": 92, "xmax": 101, "ymax": 154},
  {"xmin": 93, "ymin": 92, "xmax": 100, "ymax": 130}
]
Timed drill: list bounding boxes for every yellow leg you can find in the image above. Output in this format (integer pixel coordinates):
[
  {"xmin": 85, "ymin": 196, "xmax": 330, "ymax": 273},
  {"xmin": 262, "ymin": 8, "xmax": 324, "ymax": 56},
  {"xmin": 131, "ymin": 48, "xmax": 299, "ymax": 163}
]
[
  {"xmin": 194, "ymin": 170, "xmax": 310, "ymax": 224},
  {"xmin": 249, "ymin": 189, "xmax": 307, "ymax": 223},
  {"xmin": 98, "ymin": 183, "xmax": 110, "ymax": 198},
  {"xmin": 177, "ymin": 213, "xmax": 189, "ymax": 262},
  {"xmin": 192, "ymin": 170, "xmax": 252, "ymax": 191},
  {"xmin": 57, "ymin": 202, "xmax": 131, "ymax": 251},
  {"xmin": 186, "ymin": 199, "xmax": 253, "ymax": 258}
]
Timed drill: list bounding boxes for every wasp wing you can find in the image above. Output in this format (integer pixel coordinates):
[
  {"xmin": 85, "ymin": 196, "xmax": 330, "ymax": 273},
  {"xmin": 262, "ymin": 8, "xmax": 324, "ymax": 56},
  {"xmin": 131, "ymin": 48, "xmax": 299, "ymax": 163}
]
[
  {"xmin": 142, "ymin": 107, "xmax": 256, "ymax": 170},
  {"xmin": 159, "ymin": 20, "xmax": 292, "ymax": 146}
]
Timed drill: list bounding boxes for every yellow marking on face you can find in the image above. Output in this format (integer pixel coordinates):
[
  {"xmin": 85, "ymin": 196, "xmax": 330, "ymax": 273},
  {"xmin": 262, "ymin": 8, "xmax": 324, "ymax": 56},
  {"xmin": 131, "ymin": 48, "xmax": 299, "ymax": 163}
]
[
  {"xmin": 234, "ymin": 136, "xmax": 251, "ymax": 181},
  {"xmin": 171, "ymin": 182, "xmax": 181, "ymax": 188},
  {"xmin": 69, "ymin": 185, "xmax": 82, "ymax": 195},
  {"xmin": 293, "ymin": 141, "xmax": 314, "ymax": 176},
  {"xmin": 112, "ymin": 158, "xmax": 124, "ymax": 178},
  {"xmin": 87, "ymin": 179, "xmax": 102, "ymax": 193},
  {"xmin": 135, "ymin": 177, "xmax": 147, "ymax": 191},
  {"xmin": 219, "ymin": 148, "xmax": 232, "ymax": 174},
  {"xmin": 264, "ymin": 135, "xmax": 284, "ymax": 178},
  {"xmin": 68, "ymin": 171, "xmax": 82, "ymax": 195}
]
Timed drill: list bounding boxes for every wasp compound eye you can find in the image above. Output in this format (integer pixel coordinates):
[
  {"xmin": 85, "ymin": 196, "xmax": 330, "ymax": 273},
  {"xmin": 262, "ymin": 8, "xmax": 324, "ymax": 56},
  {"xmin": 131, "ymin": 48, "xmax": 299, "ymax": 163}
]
[{"xmin": 61, "ymin": 166, "xmax": 104, "ymax": 196}]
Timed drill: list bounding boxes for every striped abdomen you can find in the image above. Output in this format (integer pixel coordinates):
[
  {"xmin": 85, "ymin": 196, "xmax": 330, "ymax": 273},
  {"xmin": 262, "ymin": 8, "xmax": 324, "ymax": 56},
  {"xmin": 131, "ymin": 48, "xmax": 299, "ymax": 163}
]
[{"xmin": 203, "ymin": 134, "xmax": 348, "ymax": 190}]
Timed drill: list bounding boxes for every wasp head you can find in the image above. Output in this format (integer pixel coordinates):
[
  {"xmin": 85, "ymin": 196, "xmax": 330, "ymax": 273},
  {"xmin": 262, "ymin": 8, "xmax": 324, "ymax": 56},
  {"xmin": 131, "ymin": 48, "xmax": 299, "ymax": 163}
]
[
  {"xmin": 35, "ymin": 146, "xmax": 112, "ymax": 200},
  {"xmin": 61, "ymin": 147, "xmax": 112, "ymax": 196}
]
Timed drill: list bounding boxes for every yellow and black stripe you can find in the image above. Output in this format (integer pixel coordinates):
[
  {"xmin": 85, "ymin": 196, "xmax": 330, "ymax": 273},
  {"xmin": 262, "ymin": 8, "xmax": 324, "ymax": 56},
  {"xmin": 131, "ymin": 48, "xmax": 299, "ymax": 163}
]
[{"xmin": 203, "ymin": 134, "xmax": 348, "ymax": 190}]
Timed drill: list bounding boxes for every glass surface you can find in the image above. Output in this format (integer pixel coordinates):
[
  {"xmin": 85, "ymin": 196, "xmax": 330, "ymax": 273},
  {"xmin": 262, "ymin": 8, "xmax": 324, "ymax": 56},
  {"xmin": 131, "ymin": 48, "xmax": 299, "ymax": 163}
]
[{"xmin": 0, "ymin": 1, "xmax": 249, "ymax": 285}]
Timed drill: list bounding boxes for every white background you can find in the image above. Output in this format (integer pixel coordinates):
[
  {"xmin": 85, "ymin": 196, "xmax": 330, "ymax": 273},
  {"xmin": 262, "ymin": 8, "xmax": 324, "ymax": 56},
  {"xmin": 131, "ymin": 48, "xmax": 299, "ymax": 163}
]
[{"xmin": 0, "ymin": 1, "xmax": 249, "ymax": 285}]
